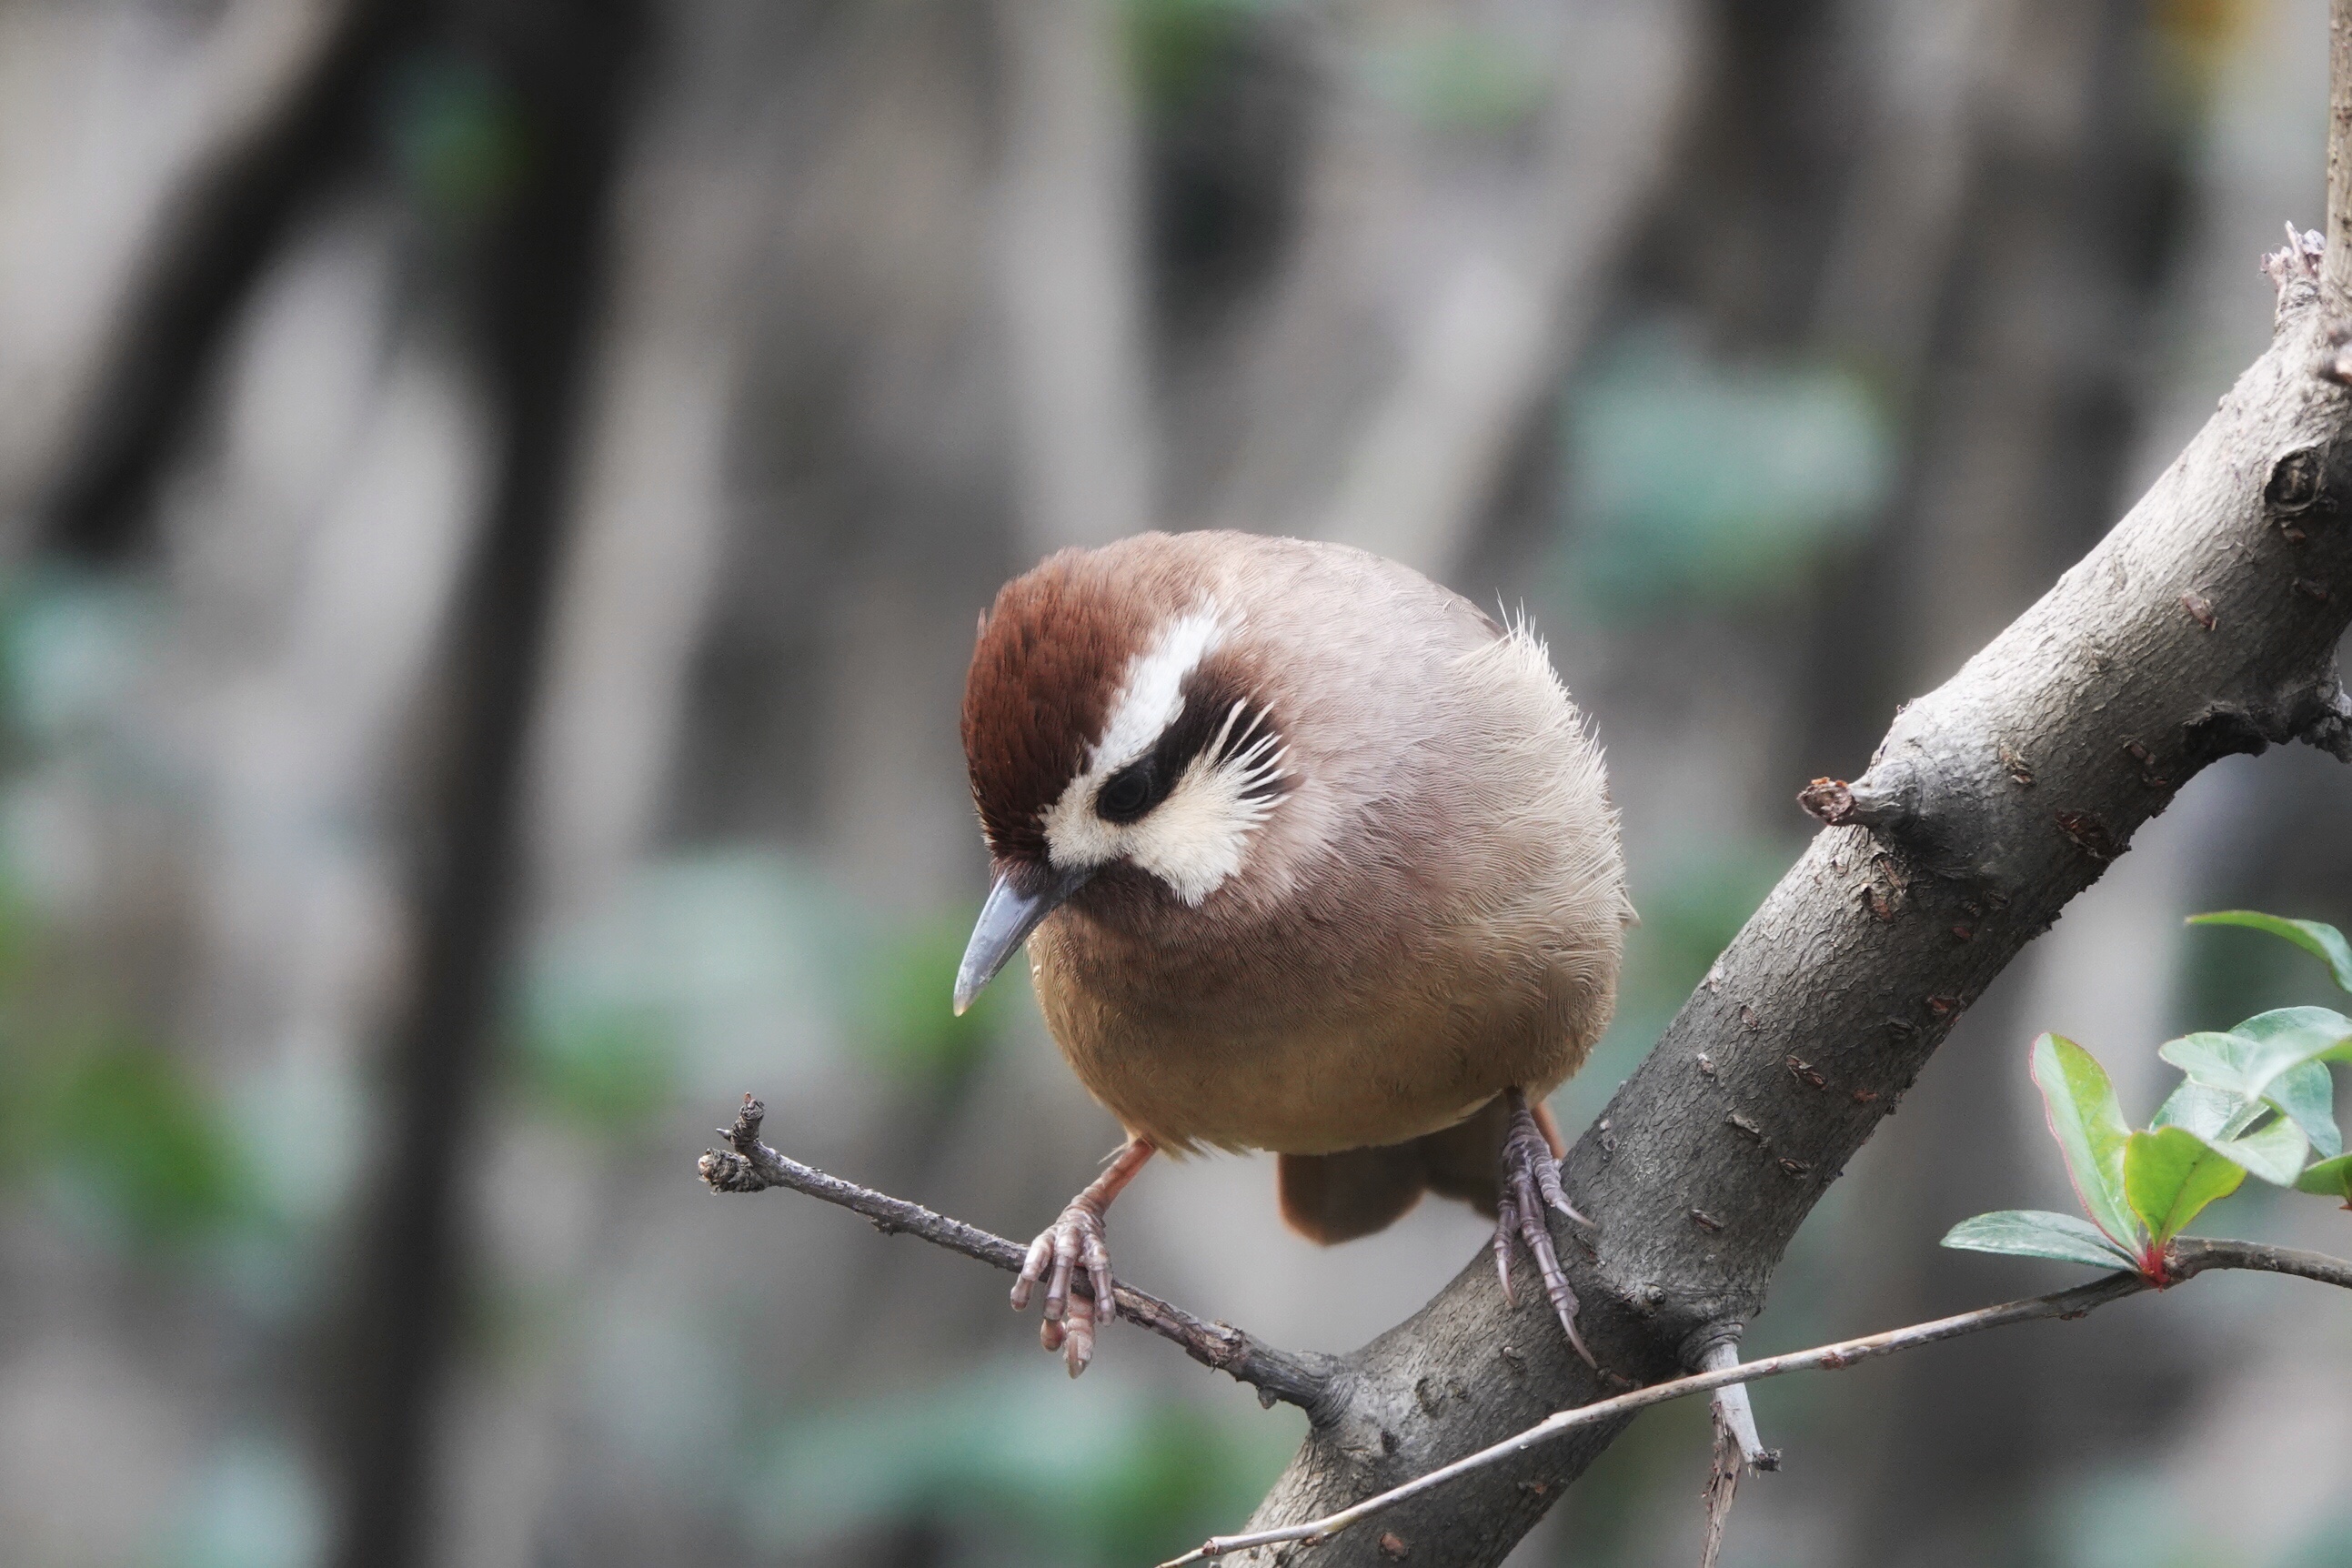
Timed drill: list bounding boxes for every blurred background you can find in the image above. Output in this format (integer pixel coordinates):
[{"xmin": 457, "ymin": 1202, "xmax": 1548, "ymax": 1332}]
[{"xmin": 0, "ymin": 1, "xmax": 2348, "ymax": 1566}]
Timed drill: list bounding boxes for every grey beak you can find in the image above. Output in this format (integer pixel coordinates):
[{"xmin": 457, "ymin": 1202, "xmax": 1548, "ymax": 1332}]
[{"xmin": 954, "ymin": 864, "xmax": 1090, "ymax": 1015}]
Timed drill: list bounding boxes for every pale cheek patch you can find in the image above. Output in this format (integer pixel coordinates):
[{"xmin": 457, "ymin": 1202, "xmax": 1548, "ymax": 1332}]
[
  {"xmin": 1038, "ymin": 602, "xmax": 1289, "ymax": 904},
  {"xmin": 1121, "ymin": 750, "xmax": 1281, "ymax": 904},
  {"xmin": 1041, "ymin": 749, "xmax": 1282, "ymax": 904}
]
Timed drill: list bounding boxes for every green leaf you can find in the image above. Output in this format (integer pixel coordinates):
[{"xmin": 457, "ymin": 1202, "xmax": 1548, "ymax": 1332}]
[
  {"xmin": 2123, "ymin": 1127, "xmax": 2246, "ymax": 1241},
  {"xmin": 2151, "ymin": 1078, "xmax": 2262, "ymax": 1142},
  {"xmin": 2031, "ymin": 1034, "xmax": 2141, "ymax": 1250},
  {"xmin": 2160, "ymin": 1010, "xmax": 2350, "ymax": 1157},
  {"xmin": 1942, "ymin": 1211, "xmax": 2138, "ymax": 1270},
  {"xmin": 2213, "ymin": 1114, "xmax": 2312, "ymax": 1186},
  {"xmin": 2237, "ymin": 1004, "xmax": 2352, "ymax": 1063},
  {"xmin": 2161, "ymin": 1010, "xmax": 2352, "ymax": 1091},
  {"xmin": 2189, "ymin": 910, "xmax": 2352, "ymax": 993},
  {"xmin": 2157, "ymin": 1044, "xmax": 2338, "ymax": 1158},
  {"xmin": 2297, "ymin": 1151, "xmax": 2352, "ymax": 1203},
  {"xmin": 2267, "ymin": 1060, "xmax": 2340, "ymax": 1159}
]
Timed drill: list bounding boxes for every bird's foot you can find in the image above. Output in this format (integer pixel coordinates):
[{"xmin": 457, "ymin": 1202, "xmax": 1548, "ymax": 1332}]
[
  {"xmin": 1010, "ymin": 1138, "xmax": 1154, "ymax": 1377},
  {"xmin": 1012, "ymin": 1194, "xmax": 1119, "ymax": 1377},
  {"xmin": 1493, "ymin": 1089, "xmax": 1596, "ymax": 1366}
]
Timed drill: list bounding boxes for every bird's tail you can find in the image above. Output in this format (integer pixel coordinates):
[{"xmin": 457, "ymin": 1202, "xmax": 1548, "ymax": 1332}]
[{"xmin": 1277, "ymin": 1094, "xmax": 1563, "ymax": 1244}]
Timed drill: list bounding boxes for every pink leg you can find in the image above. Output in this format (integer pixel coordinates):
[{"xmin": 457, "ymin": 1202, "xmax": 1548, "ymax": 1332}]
[{"xmin": 1012, "ymin": 1137, "xmax": 1155, "ymax": 1376}]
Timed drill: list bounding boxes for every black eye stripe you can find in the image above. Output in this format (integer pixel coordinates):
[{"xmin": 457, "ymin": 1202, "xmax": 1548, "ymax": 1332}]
[{"xmin": 1091, "ymin": 675, "xmax": 1290, "ymax": 828}]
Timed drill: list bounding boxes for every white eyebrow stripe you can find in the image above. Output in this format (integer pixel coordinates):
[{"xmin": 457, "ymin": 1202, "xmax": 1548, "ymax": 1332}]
[{"xmin": 1087, "ymin": 604, "xmax": 1226, "ymax": 773}]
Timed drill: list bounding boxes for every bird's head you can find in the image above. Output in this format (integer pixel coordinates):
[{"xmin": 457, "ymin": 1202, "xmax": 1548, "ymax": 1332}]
[{"xmin": 953, "ymin": 542, "xmax": 1291, "ymax": 1013}]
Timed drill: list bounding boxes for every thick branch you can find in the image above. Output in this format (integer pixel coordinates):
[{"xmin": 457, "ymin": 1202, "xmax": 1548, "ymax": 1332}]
[
  {"xmin": 1172, "ymin": 1239, "xmax": 2352, "ymax": 1564},
  {"xmin": 699, "ymin": 1096, "xmax": 1337, "ymax": 1412},
  {"xmin": 1223, "ymin": 266, "xmax": 2352, "ymax": 1565},
  {"xmin": 2329, "ymin": 0, "xmax": 2352, "ymax": 317}
]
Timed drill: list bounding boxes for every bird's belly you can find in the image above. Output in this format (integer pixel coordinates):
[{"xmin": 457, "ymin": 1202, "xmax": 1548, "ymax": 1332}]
[{"xmin": 1030, "ymin": 940, "xmax": 1569, "ymax": 1156}]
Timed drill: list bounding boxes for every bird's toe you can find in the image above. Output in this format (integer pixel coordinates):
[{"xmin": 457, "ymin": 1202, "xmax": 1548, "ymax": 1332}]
[
  {"xmin": 1496, "ymin": 1090, "xmax": 1597, "ymax": 1367},
  {"xmin": 1013, "ymin": 1197, "xmax": 1117, "ymax": 1374}
]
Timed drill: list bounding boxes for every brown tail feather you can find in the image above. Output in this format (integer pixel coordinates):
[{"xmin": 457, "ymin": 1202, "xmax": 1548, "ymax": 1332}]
[
  {"xmin": 1278, "ymin": 1144, "xmax": 1427, "ymax": 1244},
  {"xmin": 1417, "ymin": 1094, "xmax": 1513, "ymax": 1218},
  {"xmin": 1279, "ymin": 1095, "xmax": 1563, "ymax": 1244}
]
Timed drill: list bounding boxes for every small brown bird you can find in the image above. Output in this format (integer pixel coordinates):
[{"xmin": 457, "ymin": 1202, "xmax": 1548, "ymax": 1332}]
[{"xmin": 955, "ymin": 530, "xmax": 1630, "ymax": 1373}]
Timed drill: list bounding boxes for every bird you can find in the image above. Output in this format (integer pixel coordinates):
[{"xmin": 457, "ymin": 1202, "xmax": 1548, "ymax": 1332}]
[{"xmin": 953, "ymin": 530, "xmax": 1631, "ymax": 1374}]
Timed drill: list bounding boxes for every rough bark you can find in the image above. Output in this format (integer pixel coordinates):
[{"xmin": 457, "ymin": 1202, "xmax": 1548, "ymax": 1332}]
[
  {"xmin": 1226, "ymin": 263, "xmax": 2352, "ymax": 1567},
  {"xmin": 1181, "ymin": 1237, "xmax": 2352, "ymax": 1564},
  {"xmin": 2329, "ymin": 0, "xmax": 2352, "ymax": 317}
]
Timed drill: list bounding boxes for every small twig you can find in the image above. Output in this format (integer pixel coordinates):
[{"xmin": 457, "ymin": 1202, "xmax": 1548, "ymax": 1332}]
[
  {"xmin": 699, "ymin": 1095, "xmax": 1335, "ymax": 1412},
  {"xmin": 1159, "ymin": 1237, "xmax": 2352, "ymax": 1566},
  {"xmin": 1696, "ymin": 1342, "xmax": 1778, "ymax": 1473},
  {"xmin": 1698, "ymin": 1405, "xmax": 1741, "ymax": 1568},
  {"xmin": 1692, "ymin": 1341, "xmax": 1777, "ymax": 1568}
]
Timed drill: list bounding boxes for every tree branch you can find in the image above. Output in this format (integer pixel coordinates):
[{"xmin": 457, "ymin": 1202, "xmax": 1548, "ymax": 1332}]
[
  {"xmin": 2327, "ymin": 0, "xmax": 2352, "ymax": 318},
  {"xmin": 1164, "ymin": 1239, "xmax": 2352, "ymax": 1565},
  {"xmin": 1207, "ymin": 246, "xmax": 2352, "ymax": 1566},
  {"xmin": 698, "ymin": 1095, "xmax": 1338, "ymax": 1412},
  {"xmin": 698, "ymin": 240, "xmax": 2352, "ymax": 1568}
]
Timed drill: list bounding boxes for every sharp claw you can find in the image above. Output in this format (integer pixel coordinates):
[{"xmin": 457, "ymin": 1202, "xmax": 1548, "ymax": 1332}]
[
  {"xmin": 1492, "ymin": 1201, "xmax": 1518, "ymax": 1306},
  {"xmin": 1062, "ymin": 1295, "xmax": 1096, "ymax": 1375},
  {"xmin": 1553, "ymin": 1278, "xmax": 1596, "ymax": 1367},
  {"xmin": 1533, "ymin": 1159, "xmax": 1593, "ymax": 1227}
]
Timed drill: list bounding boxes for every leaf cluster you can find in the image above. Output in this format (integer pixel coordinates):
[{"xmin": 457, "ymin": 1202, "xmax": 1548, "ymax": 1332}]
[{"xmin": 1947, "ymin": 912, "xmax": 2352, "ymax": 1279}]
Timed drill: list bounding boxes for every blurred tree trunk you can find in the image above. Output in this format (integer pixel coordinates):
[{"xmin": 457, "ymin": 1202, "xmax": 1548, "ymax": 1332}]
[
  {"xmin": 35, "ymin": 0, "xmax": 412, "ymax": 561},
  {"xmin": 325, "ymin": 5, "xmax": 648, "ymax": 1567}
]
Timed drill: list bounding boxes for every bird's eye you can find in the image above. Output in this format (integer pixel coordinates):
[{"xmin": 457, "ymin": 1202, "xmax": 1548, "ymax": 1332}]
[{"xmin": 1096, "ymin": 763, "xmax": 1154, "ymax": 823}]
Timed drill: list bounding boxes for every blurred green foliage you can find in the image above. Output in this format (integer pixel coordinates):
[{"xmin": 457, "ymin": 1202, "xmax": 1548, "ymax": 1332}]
[
  {"xmin": 1558, "ymin": 326, "xmax": 1893, "ymax": 618},
  {"xmin": 852, "ymin": 912, "xmax": 1005, "ymax": 1090},
  {"xmin": 744, "ymin": 1362, "xmax": 1298, "ymax": 1568},
  {"xmin": 515, "ymin": 850, "xmax": 825, "ymax": 1139},
  {"xmin": 383, "ymin": 53, "xmax": 530, "ymax": 225},
  {"xmin": 34, "ymin": 1031, "xmax": 259, "ymax": 1243},
  {"xmin": 158, "ymin": 1436, "xmax": 323, "ymax": 1568},
  {"xmin": 520, "ymin": 1000, "xmax": 677, "ymax": 1137},
  {"xmin": 1371, "ymin": 24, "xmax": 1551, "ymax": 132},
  {"xmin": 2285, "ymin": 1511, "xmax": 2352, "ymax": 1568},
  {"xmin": 1123, "ymin": 0, "xmax": 1266, "ymax": 114},
  {"xmin": 0, "ymin": 567, "xmax": 154, "ymax": 746},
  {"xmin": 0, "ymin": 575, "xmax": 265, "ymax": 1253},
  {"xmin": 514, "ymin": 849, "xmax": 1012, "ymax": 1138}
]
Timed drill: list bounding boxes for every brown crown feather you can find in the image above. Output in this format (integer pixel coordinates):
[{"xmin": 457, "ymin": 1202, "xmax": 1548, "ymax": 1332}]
[{"xmin": 961, "ymin": 549, "xmax": 1156, "ymax": 861}]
